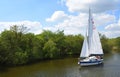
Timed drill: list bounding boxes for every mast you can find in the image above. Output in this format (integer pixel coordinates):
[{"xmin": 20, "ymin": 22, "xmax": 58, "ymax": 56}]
[
  {"xmin": 87, "ymin": 7, "xmax": 90, "ymax": 49},
  {"xmin": 88, "ymin": 8, "xmax": 93, "ymax": 50}
]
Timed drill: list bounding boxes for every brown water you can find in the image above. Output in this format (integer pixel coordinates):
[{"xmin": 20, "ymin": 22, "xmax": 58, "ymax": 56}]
[{"xmin": 0, "ymin": 53, "xmax": 120, "ymax": 77}]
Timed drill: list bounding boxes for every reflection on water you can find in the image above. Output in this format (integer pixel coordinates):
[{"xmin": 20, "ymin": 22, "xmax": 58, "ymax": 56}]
[{"xmin": 0, "ymin": 53, "xmax": 120, "ymax": 77}]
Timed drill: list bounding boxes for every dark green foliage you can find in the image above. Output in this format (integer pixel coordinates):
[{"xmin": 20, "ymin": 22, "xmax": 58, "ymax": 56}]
[
  {"xmin": 43, "ymin": 39, "xmax": 59, "ymax": 59},
  {"xmin": 0, "ymin": 25, "xmax": 84, "ymax": 65},
  {"xmin": 100, "ymin": 34, "xmax": 111, "ymax": 53},
  {"xmin": 115, "ymin": 37, "xmax": 120, "ymax": 51},
  {"xmin": 100, "ymin": 34, "xmax": 119, "ymax": 53},
  {"xmin": 64, "ymin": 35, "xmax": 83, "ymax": 55},
  {"xmin": 0, "ymin": 25, "xmax": 119, "ymax": 66}
]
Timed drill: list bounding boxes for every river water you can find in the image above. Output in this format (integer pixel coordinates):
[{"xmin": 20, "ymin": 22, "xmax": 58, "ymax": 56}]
[{"xmin": 0, "ymin": 53, "xmax": 120, "ymax": 77}]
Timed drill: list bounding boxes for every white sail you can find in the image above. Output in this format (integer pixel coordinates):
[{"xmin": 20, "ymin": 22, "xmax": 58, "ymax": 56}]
[
  {"xmin": 89, "ymin": 28, "xmax": 103, "ymax": 55},
  {"xmin": 80, "ymin": 8, "xmax": 103, "ymax": 58},
  {"xmin": 80, "ymin": 36, "xmax": 89, "ymax": 57},
  {"xmin": 88, "ymin": 8, "xmax": 103, "ymax": 55}
]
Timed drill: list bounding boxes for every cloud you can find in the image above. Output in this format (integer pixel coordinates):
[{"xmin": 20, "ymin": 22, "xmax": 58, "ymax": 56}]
[
  {"xmin": 65, "ymin": 0, "xmax": 120, "ymax": 13},
  {"xmin": 104, "ymin": 19, "xmax": 120, "ymax": 38},
  {"xmin": 94, "ymin": 13, "xmax": 115, "ymax": 26},
  {"xmin": 0, "ymin": 21, "xmax": 42, "ymax": 34},
  {"xmin": 0, "ymin": 13, "xmax": 118, "ymax": 38},
  {"xmin": 44, "ymin": 0, "xmax": 120, "ymax": 38},
  {"xmin": 105, "ymin": 19, "xmax": 120, "ymax": 31},
  {"xmin": 45, "ymin": 12, "xmax": 115, "ymax": 37},
  {"xmin": 105, "ymin": 24, "xmax": 120, "ymax": 31},
  {"xmin": 45, "ymin": 13, "xmax": 88, "ymax": 35},
  {"xmin": 46, "ymin": 11, "xmax": 69, "ymax": 22},
  {"xmin": 103, "ymin": 31, "xmax": 120, "ymax": 38}
]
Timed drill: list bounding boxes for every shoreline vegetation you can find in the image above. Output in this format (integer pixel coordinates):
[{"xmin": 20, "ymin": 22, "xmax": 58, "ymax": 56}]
[{"xmin": 0, "ymin": 25, "xmax": 120, "ymax": 66}]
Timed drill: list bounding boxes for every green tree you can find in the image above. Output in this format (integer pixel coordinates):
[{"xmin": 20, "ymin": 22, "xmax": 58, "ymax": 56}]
[
  {"xmin": 32, "ymin": 37, "xmax": 44, "ymax": 60},
  {"xmin": 0, "ymin": 25, "xmax": 30, "ymax": 65},
  {"xmin": 116, "ymin": 37, "xmax": 120, "ymax": 51},
  {"xmin": 0, "ymin": 25, "xmax": 107, "ymax": 66},
  {"xmin": 100, "ymin": 35, "xmax": 111, "ymax": 53},
  {"xmin": 53, "ymin": 30, "xmax": 65, "ymax": 56},
  {"xmin": 0, "ymin": 38, "xmax": 7, "ymax": 64},
  {"xmin": 43, "ymin": 39, "xmax": 59, "ymax": 59},
  {"xmin": 64, "ymin": 34, "xmax": 83, "ymax": 55}
]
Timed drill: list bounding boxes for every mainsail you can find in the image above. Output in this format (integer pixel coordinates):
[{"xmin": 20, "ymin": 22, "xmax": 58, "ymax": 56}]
[{"xmin": 80, "ymin": 8, "xmax": 103, "ymax": 58}]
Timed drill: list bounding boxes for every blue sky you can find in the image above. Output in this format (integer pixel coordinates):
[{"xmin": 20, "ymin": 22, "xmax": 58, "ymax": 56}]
[
  {"xmin": 0, "ymin": 0, "xmax": 120, "ymax": 38},
  {"xmin": 0, "ymin": 0, "xmax": 63, "ymax": 21}
]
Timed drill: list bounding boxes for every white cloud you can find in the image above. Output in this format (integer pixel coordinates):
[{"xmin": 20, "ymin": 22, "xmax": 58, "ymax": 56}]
[
  {"xmin": 105, "ymin": 19, "xmax": 120, "ymax": 31},
  {"xmin": 44, "ymin": 0, "xmax": 119, "ymax": 38},
  {"xmin": 105, "ymin": 24, "xmax": 120, "ymax": 31},
  {"xmin": 104, "ymin": 19, "xmax": 120, "ymax": 38},
  {"xmin": 46, "ymin": 11, "xmax": 69, "ymax": 22},
  {"xmin": 0, "ymin": 21, "xmax": 42, "ymax": 34},
  {"xmin": 45, "ymin": 13, "xmax": 88, "ymax": 36},
  {"xmin": 103, "ymin": 31, "xmax": 120, "ymax": 38},
  {"xmin": 45, "ymin": 0, "xmax": 118, "ymax": 38},
  {"xmin": 0, "ymin": 13, "xmax": 118, "ymax": 38},
  {"xmin": 94, "ymin": 13, "xmax": 115, "ymax": 26},
  {"xmin": 45, "ymin": 12, "xmax": 115, "ymax": 37},
  {"xmin": 65, "ymin": 0, "xmax": 120, "ymax": 13}
]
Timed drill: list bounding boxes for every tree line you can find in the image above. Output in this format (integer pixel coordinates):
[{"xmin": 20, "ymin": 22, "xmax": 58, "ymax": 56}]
[{"xmin": 0, "ymin": 25, "xmax": 119, "ymax": 66}]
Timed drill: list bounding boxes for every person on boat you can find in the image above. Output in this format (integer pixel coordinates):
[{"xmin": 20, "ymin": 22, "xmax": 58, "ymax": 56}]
[{"xmin": 96, "ymin": 56, "xmax": 101, "ymax": 59}]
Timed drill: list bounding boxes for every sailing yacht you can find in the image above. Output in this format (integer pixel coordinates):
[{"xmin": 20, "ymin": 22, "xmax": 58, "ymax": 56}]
[{"xmin": 78, "ymin": 8, "xmax": 104, "ymax": 66}]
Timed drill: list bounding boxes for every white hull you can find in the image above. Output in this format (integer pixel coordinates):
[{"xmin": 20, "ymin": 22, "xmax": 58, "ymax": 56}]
[
  {"xmin": 78, "ymin": 56, "xmax": 103, "ymax": 66},
  {"xmin": 78, "ymin": 59, "xmax": 103, "ymax": 66}
]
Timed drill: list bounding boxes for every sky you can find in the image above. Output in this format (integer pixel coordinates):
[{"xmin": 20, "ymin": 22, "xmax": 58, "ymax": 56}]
[{"xmin": 0, "ymin": 0, "xmax": 120, "ymax": 38}]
